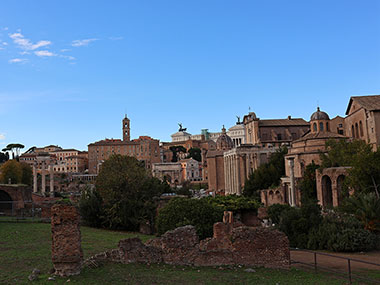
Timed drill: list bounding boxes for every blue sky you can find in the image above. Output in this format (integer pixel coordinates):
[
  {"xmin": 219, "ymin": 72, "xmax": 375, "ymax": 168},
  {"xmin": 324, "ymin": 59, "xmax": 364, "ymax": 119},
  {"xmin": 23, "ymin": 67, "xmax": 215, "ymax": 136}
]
[{"xmin": 0, "ymin": 0, "xmax": 379, "ymax": 152}]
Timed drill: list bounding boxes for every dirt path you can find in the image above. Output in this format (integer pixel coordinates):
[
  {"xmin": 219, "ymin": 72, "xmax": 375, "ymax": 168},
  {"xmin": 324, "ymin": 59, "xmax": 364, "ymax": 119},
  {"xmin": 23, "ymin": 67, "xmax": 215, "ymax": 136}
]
[{"xmin": 290, "ymin": 250, "xmax": 380, "ymax": 272}]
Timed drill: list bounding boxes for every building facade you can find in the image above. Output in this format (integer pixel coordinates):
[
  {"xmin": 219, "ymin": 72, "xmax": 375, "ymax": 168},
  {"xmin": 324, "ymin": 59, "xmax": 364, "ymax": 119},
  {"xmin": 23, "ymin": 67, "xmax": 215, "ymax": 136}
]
[{"xmin": 88, "ymin": 116, "xmax": 160, "ymax": 174}]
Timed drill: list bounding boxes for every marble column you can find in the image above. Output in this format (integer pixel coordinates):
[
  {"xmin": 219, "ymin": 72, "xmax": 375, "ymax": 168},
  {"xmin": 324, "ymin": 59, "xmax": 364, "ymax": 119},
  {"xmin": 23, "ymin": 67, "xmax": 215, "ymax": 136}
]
[
  {"xmin": 41, "ymin": 161, "xmax": 46, "ymax": 194},
  {"xmin": 49, "ymin": 164, "xmax": 54, "ymax": 196},
  {"xmin": 288, "ymin": 158, "xmax": 296, "ymax": 207},
  {"xmin": 33, "ymin": 163, "xmax": 38, "ymax": 193}
]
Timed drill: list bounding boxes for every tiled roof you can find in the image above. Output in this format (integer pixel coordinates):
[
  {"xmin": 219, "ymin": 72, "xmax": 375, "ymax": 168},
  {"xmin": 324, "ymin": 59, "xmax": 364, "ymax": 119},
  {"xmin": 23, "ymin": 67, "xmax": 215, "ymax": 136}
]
[
  {"xmin": 259, "ymin": 118, "xmax": 309, "ymax": 127},
  {"xmin": 293, "ymin": 131, "xmax": 346, "ymax": 143},
  {"xmin": 346, "ymin": 95, "xmax": 380, "ymax": 115},
  {"xmin": 88, "ymin": 139, "xmax": 138, "ymax": 146}
]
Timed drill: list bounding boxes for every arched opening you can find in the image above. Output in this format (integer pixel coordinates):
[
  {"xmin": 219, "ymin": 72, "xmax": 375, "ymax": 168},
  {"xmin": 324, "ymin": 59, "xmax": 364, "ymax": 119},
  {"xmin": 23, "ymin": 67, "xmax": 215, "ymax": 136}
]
[
  {"xmin": 319, "ymin": 122, "xmax": 324, "ymax": 131},
  {"xmin": 0, "ymin": 190, "xmax": 13, "ymax": 213},
  {"xmin": 322, "ymin": 175, "xmax": 333, "ymax": 207},
  {"xmin": 359, "ymin": 121, "xmax": 363, "ymax": 137},
  {"xmin": 337, "ymin": 175, "xmax": 347, "ymax": 205},
  {"xmin": 355, "ymin": 123, "xmax": 359, "ymax": 138},
  {"xmin": 351, "ymin": 125, "xmax": 355, "ymax": 138},
  {"xmin": 326, "ymin": 122, "xmax": 329, "ymax": 131},
  {"xmin": 313, "ymin": 123, "xmax": 317, "ymax": 132}
]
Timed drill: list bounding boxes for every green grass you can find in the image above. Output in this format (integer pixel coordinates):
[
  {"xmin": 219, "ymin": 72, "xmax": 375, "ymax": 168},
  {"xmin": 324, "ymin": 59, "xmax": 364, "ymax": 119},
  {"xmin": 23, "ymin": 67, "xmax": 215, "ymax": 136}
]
[{"xmin": 0, "ymin": 222, "xmax": 358, "ymax": 284}]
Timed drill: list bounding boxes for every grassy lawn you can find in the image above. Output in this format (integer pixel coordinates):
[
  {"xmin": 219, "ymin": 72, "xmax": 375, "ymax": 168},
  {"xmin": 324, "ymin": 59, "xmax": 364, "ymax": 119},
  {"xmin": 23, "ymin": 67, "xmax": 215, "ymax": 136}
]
[{"xmin": 0, "ymin": 222, "xmax": 358, "ymax": 284}]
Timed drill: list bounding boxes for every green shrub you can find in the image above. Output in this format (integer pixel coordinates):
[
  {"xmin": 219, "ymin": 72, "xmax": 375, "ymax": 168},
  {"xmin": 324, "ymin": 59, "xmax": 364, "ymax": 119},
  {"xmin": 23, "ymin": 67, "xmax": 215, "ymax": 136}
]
[
  {"xmin": 205, "ymin": 195, "xmax": 261, "ymax": 213},
  {"xmin": 308, "ymin": 213, "xmax": 377, "ymax": 252},
  {"xmin": 267, "ymin": 204, "xmax": 292, "ymax": 225},
  {"xmin": 79, "ymin": 188, "xmax": 104, "ymax": 227},
  {"xmin": 156, "ymin": 198, "xmax": 223, "ymax": 239}
]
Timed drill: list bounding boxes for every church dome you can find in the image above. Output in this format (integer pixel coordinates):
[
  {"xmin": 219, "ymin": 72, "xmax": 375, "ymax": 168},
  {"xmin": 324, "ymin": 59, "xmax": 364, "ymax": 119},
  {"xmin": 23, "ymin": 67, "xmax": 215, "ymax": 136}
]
[
  {"xmin": 216, "ymin": 126, "xmax": 234, "ymax": 150},
  {"xmin": 248, "ymin": 112, "xmax": 257, "ymax": 120},
  {"xmin": 310, "ymin": 107, "xmax": 330, "ymax": 121}
]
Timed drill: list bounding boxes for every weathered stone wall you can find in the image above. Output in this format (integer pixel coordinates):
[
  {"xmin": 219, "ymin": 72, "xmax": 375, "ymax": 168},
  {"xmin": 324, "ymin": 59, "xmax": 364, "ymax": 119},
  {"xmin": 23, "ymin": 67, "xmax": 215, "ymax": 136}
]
[
  {"xmin": 51, "ymin": 204, "xmax": 83, "ymax": 276},
  {"xmin": 85, "ymin": 222, "xmax": 290, "ymax": 269}
]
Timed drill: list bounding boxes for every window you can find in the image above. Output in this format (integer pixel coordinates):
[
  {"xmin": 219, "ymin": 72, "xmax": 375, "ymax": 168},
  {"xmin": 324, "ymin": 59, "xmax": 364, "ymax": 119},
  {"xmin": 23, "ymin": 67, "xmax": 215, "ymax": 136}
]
[
  {"xmin": 319, "ymin": 122, "xmax": 324, "ymax": 131},
  {"xmin": 277, "ymin": 134, "xmax": 282, "ymax": 141},
  {"xmin": 326, "ymin": 122, "xmax": 329, "ymax": 131},
  {"xmin": 313, "ymin": 123, "xmax": 317, "ymax": 132},
  {"xmin": 352, "ymin": 125, "xmax": 355, "ymax": 138}
]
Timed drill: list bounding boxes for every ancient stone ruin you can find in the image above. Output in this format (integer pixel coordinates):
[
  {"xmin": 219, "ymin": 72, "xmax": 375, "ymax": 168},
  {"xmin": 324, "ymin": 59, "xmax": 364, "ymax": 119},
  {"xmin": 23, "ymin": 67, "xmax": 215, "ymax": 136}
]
[
  {"xmin": 51, "ymin": 204, "xmax": 83, "ymax": 276},
  {"xmin": 85, "ymin": 212, "xmax": 290, "ymax": 269}
]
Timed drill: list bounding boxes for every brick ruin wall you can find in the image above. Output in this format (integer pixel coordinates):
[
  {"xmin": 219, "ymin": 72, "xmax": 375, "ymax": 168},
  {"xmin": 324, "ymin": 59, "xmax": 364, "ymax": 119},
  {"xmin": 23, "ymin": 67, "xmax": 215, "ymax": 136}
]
[
  {"xmin": 85, "ymin": 222, "xmax": 290, "ymax": 269},
  {"xmin": 51, "ymin": 204, "xmax": 83, "ymax": 276}
]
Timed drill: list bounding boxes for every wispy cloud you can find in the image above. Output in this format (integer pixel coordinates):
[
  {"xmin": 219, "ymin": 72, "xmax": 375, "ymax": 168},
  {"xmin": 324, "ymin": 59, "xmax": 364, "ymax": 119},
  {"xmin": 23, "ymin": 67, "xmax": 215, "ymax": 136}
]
[
  {"xmin": 0, "ymin": 134, "xmax": 5, "ymax": 140},
  {"xmin": 109, "ymin": 36, "xmax": 123, "ymax": 41},
  {"xmin": 2, "ymin": 42, "xmax": 8, "ymax": 46},
  {"xmin": 35, "ymin": 50, "xmax": 56, "ymax": 57},
  {"xmin": 60, "ymin": 48, "xmax": 71, "ymax": 52},
  {"xmin": 9, "ymin": 58, "xmax": 27, "ymax": 63},
  {"xmin": 9, "ymin": 32, "xmax": 51, "ymax": 51},
  {"xmin": 71, "ymin": 38, "xmax": 98, "ymax": 47}
]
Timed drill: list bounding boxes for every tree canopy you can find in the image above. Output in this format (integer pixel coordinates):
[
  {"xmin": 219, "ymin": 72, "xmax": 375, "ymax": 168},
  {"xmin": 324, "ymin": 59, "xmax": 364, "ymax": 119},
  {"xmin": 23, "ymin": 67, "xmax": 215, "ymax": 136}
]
[
  {"xmin": 0, "ymin": 160, "xmax": 32, "ymax": 185},
  {"xmin": 243, "ymin": 146, "xmax": 287, "ymax": 199},
  {"xmin": 169, "ymin": 145, "xmax": 187, "ymax": 162},
  {"xmin": 95, "ymin": 154, "xmax": 170, "ymax": 230},
  {"xmin": 320, "ymin": 139, "xmax": 380, "ymax": 198},
  {"xmin": 187, "ymin": 147, "xmax": 202, "ymax": 162}
]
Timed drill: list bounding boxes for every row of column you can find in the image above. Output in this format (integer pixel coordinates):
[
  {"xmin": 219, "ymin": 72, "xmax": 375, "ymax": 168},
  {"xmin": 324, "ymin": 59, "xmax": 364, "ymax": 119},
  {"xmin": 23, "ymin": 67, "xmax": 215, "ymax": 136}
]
[
  {"xmin": 224, "ymin": 154, "xmax": 242, "ymax": 195},
  {"xmin": 33, "ymin": 161, "xmax": 54, "ymax": 194}
]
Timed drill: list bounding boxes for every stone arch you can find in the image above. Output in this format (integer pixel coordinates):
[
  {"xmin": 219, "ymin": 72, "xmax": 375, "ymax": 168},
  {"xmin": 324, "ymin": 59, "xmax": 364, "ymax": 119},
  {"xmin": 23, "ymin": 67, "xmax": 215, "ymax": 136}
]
[
  {"xmin": 322, "ymin": 175, "xmax": 333, "ymax": 207},
  {"xmin": 355, "ymin": 122, "xmax": 359, "ymax": 138},
  {"xmin": 337, "ymin": 175, "xmax": 347, "ymax": 204},
  {"xmin": 359, "ymin": 121, "xmax": 363, "ymax": 137},
  {"xmin": 0, "ymin": 190, "xmax": 13, "ymax": 212}
]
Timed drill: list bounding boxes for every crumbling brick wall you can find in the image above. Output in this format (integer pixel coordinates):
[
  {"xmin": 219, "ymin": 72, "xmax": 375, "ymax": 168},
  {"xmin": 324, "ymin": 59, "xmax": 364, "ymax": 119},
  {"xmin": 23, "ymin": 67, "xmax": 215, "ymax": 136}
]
[
  {"xmin": 85, "ymin": 222, "xmax": 290, "ymax": 269},
  {"xmin": 51, "ymin": 204, "xmax": 83, "ymax": 276}
]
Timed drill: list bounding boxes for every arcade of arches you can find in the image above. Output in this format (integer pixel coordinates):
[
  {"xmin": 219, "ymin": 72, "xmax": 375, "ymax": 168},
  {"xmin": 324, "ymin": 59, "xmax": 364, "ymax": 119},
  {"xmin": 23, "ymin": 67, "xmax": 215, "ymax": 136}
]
[{"xmin": 316, "ymin": 167, "xmax": 350, "ymax": 208}]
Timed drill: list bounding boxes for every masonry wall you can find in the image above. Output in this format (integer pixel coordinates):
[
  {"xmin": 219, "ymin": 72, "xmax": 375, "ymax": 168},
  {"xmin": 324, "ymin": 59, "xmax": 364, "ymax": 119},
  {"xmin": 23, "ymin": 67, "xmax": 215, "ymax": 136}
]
[{"xmin": 51, "ymin": 204, "xmax": 83, "ymax": 276}]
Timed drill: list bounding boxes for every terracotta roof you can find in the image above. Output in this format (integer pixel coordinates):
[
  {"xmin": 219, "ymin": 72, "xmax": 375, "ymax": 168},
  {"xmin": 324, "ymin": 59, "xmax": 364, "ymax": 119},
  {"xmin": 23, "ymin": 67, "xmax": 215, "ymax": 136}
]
[
  {"xmin": 259, "ymin": 118, "xmax": 309, "ymax": 127},
  {"xmin": 293, "ymin": 131, "xmax": 346, "ymax": 143},
  {"xmin": 51, "ymin": 149, "xmax": 79, "ymax": 153},
  {"xmin": 346, "ymin": 95, "xmax": 380, "ymax": 115},
  {"xmin": 88, "ymin": 139, "xmax": 138, "ymax": 146}
]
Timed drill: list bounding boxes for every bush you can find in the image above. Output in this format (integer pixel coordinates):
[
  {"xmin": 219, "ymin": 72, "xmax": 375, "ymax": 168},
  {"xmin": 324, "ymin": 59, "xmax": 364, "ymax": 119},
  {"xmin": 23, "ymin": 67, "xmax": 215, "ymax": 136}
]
[
  {"xmin": 205, "ymin": 195, "xmax": 261, "ymax": 213},
  {"xmin": 79, "ymin": 188, "xmax": 104, "ymax": 227},
  {"xmin": 156, "ymin": 198, "xmax": 223, "ymax": 239},
  {"xmin": 267, "ymin": 204, "xmax": 292, "ymax": 225},
  {"xmin": 308, "ymin": 213, "xmax": 377, "ymax": 252}
]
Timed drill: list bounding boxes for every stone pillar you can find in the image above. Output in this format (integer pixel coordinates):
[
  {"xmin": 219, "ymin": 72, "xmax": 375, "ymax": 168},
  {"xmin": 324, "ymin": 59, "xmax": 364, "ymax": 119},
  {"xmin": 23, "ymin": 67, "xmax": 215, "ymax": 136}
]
[
  {"xmin": 51, "ymin": 204, "xmax": 83, "ymax": 276},
  {"xmin": 288, "ymin": 158, "xmax": 296, "ymax": 207},
  {"xmin": 33, "ymin": 163, "xmax": 38, "ymax": 193},
  {"xmin": 41, "ymin": 161, "xmax": 46, "ymax": 194},
  {"xmin": 49, "ymin": 164, "xmax": 54, "ymax": 196}
]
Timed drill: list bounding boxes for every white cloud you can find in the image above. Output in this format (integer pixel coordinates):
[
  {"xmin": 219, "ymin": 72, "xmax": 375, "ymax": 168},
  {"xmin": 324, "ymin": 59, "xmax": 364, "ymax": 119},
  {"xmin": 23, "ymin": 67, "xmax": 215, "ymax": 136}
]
[
  {"xmin": 109, "ymin": 36, "xmax": 123, "ymax": 41},
  {"xmin": 60, "ymin": 48, "xmax": 71, "ymax": 52},
  {"xmin": 35, "ymin": 50, "xmax": 55, "ymax": 57},
  {"xmin": 9, "ymin": 58, "xmax": 27, "ymax": 63},
  {"xmin": 0, "ymin": 134, "xmax": 5, "ymax": 140},
  {"xmin": 2, "ymin": 42, "xmax": 8, "ymax": 46},
  {"xmin": 71, "ymin": 38, "xmax": 98, "ymax": 47},
  {"xmin": 9, "ymin": 32, "xmax": 51, "ymax": 50}
]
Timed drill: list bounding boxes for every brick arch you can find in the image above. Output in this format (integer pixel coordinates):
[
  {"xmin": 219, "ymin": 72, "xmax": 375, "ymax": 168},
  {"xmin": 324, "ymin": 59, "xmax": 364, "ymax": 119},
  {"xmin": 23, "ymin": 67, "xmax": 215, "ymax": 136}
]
[
  {"xmin": 316, "ymin": 167, "xmax": 351, "ymax": 208},
  {"xmin": 322, "ymin": 175, "xmax": 333, "ymax": 207},
  {"xmin": 0, "ymin": 190, "xmax": 13, "ymax": 211}
]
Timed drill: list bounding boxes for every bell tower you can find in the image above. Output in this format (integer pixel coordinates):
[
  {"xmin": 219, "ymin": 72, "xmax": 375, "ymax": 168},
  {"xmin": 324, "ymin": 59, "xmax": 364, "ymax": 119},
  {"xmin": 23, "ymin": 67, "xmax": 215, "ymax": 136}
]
[{"xmin": 122, "ymin": 115, "xmax": 130, "ymax": 141}]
